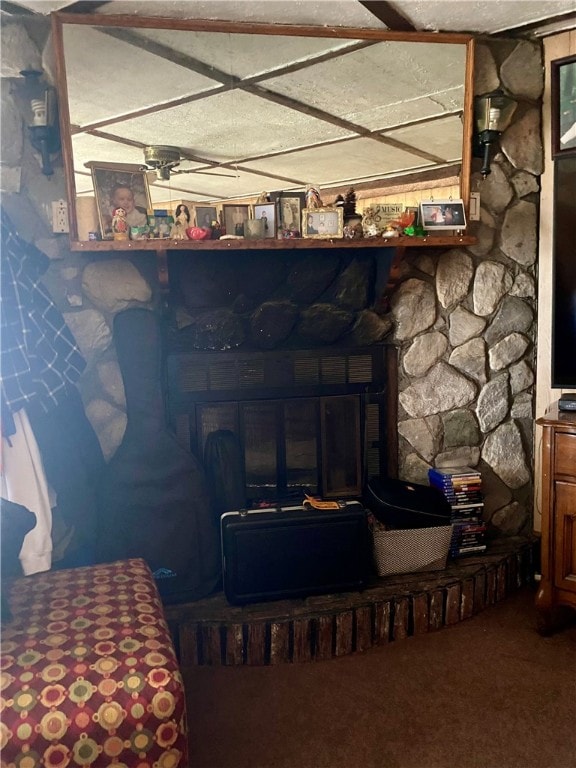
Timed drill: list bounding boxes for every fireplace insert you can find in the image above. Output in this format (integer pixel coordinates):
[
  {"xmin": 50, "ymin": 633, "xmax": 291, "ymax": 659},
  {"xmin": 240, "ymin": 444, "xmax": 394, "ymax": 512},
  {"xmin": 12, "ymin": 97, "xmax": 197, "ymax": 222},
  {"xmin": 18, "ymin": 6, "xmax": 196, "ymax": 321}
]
[{"xmin": 166, "ymin": 345, "xmax": 397, "ymax": 504}]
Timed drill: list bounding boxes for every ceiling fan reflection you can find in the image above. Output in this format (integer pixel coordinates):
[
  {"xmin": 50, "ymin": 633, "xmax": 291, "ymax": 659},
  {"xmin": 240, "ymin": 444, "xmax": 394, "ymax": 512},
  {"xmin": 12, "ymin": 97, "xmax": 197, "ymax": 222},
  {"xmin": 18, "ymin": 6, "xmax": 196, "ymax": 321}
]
[{"xmin": 142, "ymin": 145, "xmax": 237, "ymax": 180}]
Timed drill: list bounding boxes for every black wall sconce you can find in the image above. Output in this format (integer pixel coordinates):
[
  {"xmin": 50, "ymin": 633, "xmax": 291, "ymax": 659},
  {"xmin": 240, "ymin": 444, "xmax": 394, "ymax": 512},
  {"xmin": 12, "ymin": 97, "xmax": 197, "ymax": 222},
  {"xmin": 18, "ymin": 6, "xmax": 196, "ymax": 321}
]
[
  {"xmin": 17, "ymin": 69, "xmax": 60, "ymax": 177},
  {"xmin": 473, "ymin": 89, "xmax": 517, "ymax": 179}
]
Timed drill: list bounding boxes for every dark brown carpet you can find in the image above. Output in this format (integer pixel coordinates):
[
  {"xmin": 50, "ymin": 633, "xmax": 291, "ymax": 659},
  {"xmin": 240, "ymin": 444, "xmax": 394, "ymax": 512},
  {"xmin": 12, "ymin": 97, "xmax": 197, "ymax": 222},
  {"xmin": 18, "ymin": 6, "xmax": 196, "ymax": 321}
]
[{"xmin": 183, "ymin": 587, "xmax": 576, "ymax": 768}]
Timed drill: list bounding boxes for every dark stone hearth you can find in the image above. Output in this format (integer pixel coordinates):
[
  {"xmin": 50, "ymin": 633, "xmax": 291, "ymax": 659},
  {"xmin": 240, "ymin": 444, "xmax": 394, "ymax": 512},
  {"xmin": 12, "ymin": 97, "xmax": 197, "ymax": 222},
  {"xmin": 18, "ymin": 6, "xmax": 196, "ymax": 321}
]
[
  {"xmin": 177, "ymin": 252, "xmax": 289, "ymax": 312},
  {"xmin": 177, "ymin": 309, "xmax": 245, "ymax": 350},
  {"xmin": 233, "ymin": 253, "xmax": 289, "ymax": 301},
  {"xmin": 250, "ymin": 300, "xmax": 299, "ymax": 349},
  {"xmin": 170, "ymin": 251, "xmax": 378, "ymax": 353},
  {"xmin": 298, "ymin": 303, "xmax": 355, "ymax": 344},
  {"xmin": 330, "ymin": 257, "xmax": 373, "ymax": 310},
  {"xmin": 346, "ymin": 310, "xmax": 393, "ymax": 346},
  {"xmin": 177, "ymin": 256, "xmax": 233, "ymax": 309},
  {"xmin": 284, "ymin": 253, "xmax": 340, "ymax": 304}
]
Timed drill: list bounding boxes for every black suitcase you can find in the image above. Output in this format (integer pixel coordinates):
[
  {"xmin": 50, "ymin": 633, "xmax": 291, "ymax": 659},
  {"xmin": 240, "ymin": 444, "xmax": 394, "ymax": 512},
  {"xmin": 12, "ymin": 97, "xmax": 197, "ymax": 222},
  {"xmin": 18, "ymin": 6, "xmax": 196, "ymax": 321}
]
[
  {"xmin": 364, "ymin": 476, "xmax": 452, "ymax": 529},
  {"xmin": 221, "ymin": 501, "xmax": 369, "ymax": 605}
]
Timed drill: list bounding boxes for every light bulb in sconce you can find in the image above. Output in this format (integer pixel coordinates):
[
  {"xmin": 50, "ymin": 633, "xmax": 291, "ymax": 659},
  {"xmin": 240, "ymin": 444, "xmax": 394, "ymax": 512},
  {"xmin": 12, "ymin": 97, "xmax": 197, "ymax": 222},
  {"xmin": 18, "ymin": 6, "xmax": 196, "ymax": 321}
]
[
  {"xmin": 31, "ymin": 99, "xmax": 48, "ymax": 126},
  {"xmin": 16, "ymin": 69, "xmax": 60, "ymax": 176}
]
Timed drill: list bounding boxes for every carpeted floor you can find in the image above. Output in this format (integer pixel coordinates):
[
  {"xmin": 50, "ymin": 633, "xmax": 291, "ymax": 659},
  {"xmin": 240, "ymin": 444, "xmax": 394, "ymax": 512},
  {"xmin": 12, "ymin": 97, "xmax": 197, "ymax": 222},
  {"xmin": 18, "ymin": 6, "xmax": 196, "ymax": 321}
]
[{"xmin": 183, "ymin": 587, "xmax": 576, "ymax": 768}]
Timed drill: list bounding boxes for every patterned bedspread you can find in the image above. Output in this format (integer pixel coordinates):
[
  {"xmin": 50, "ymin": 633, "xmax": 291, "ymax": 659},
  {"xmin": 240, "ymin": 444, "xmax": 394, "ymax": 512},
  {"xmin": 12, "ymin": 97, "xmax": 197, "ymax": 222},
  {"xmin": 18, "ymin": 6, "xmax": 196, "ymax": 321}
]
[{"xmin": 0, "ymin": 558, "xmax": 188, "ymax": 767}]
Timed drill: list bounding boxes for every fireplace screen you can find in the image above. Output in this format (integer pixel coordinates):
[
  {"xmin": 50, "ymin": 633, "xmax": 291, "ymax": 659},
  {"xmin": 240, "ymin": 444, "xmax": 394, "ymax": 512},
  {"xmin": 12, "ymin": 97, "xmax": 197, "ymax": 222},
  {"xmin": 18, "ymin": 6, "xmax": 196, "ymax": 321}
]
[{"xmin": 166, "ymin": 346, "xmax": 396, "ymax": 503}]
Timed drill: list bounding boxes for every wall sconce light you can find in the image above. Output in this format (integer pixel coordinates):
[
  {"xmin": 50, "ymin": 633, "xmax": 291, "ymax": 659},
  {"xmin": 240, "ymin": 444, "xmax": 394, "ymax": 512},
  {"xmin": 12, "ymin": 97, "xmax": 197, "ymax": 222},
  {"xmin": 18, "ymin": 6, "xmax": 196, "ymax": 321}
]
[
  {"xmin": 473, "ymin": 89, "xmax": 517, "ymax": 179},
  {"xmin": 17, "ymin": 69, "xmax": 60, "ymax": 177}
]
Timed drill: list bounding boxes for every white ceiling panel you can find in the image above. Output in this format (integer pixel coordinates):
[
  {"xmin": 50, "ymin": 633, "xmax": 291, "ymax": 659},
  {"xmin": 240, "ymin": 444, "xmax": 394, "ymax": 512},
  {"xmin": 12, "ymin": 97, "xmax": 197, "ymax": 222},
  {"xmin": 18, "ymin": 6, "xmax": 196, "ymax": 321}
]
[
  {"xmin": 263, "ymin": 39, "xmax": 466, "ymax": 130},
  {"xmin": 63, "ymin": 26, "xmax": 220, "ymax": 128},
  {"xmin": 343, "ymin": 86, "xmax": 463, "ymax": 133},
  {"xmin": 102, "ymin": 89, "xmax": 357, "ymax": 163},
  {"xmin": 244, "ymin": 137, "xmax": 434, "ymax": 190},
  {"xmin": 93, "ymin": 1, "xmax": 387, "ymax": 29},
  {"xmin": 388, "ymin": 0, "xmax": 575, "ymax": 34},
  {"xmin": 383, "ymin": 115, "xmax": 464, "ymax": 162},
  {"xmin": 133, "ymin": 29, "xmax": 362, "ymax": 79},
  {"xmin": 72, "ymin": 133, "xmax": 158, "ymax": 169}
]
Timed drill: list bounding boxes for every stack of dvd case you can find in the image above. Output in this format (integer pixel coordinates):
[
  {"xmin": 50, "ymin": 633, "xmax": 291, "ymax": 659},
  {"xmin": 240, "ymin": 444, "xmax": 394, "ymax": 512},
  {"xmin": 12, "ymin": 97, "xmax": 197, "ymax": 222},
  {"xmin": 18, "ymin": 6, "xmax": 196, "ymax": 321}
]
[{"xmin": 428, "ymin": 466, "xmax": 487, "ymax": 557}]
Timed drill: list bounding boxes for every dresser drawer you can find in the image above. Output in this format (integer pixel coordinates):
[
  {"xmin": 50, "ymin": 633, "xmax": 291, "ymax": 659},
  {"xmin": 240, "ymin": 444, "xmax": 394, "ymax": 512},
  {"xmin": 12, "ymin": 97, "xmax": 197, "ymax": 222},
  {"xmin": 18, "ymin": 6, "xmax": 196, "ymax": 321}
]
[{"xmin": 555, "ymin": 433, "xmax": 576, "ymax": 476}]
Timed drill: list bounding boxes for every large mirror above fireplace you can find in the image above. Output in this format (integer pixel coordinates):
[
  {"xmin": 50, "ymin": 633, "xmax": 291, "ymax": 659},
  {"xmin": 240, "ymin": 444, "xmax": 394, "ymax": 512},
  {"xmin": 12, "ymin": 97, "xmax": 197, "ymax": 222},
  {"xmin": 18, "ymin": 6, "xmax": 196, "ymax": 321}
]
[{"xmin": 52, "ymin": 12, "xmax": 474, "ymax": 245}]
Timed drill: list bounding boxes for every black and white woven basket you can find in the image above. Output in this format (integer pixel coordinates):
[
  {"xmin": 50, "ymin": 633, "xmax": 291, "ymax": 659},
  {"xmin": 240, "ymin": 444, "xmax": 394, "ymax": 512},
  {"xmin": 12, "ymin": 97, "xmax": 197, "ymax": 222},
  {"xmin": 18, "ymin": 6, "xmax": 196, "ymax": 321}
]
[{"xmin": 372, "ymin": 525, "xmax": 453, "ymax": 577}]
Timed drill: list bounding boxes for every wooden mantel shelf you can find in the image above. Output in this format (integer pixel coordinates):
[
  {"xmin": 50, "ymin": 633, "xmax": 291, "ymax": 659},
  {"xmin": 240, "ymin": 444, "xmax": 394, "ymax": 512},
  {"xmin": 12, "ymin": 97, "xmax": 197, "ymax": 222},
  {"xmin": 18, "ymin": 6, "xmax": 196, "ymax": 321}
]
[
  {"xmin": 70, "ymin": 234, "xmax": 477, "ymax": 292},
  {"xmin": 70, "ymin": 234, "xmax": 476, "ymax": 252}
]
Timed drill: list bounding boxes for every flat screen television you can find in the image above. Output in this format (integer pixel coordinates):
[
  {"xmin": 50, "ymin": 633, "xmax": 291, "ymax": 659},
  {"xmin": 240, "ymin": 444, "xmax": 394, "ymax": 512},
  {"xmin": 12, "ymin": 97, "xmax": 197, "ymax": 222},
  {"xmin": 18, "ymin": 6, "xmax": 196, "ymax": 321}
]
[{"xmin": 551, "ymin": 156, "xmax": 576, "ymax": 389}]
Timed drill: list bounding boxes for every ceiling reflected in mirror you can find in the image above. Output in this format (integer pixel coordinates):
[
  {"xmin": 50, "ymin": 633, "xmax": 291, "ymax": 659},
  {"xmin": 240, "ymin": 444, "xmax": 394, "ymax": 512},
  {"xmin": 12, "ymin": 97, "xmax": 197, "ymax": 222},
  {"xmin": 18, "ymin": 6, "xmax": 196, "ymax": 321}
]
[{"xmin": 60, "ymin": 19, "xmax": 471, "ymax": 205}]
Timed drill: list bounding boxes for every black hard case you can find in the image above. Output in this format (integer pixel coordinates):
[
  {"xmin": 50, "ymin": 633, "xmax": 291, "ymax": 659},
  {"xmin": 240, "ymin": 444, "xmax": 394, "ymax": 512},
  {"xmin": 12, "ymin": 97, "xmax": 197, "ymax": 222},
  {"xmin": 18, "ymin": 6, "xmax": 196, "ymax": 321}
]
[
  {"xmin": 364, "ymin": 476, "xmax": 452, "ymax": 529},
  {"xmin": 221, "ymin": 502, "xmax": 369, "ymax": 605}
]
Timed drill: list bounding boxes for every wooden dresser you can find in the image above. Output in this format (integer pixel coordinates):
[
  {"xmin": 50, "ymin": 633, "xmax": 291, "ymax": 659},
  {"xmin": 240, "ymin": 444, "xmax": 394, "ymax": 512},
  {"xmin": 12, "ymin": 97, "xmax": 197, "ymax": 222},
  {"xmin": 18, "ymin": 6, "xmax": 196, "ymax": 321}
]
[{"xmin": 535, "ymin": 403, "xmax": 576, "ymax": 634}]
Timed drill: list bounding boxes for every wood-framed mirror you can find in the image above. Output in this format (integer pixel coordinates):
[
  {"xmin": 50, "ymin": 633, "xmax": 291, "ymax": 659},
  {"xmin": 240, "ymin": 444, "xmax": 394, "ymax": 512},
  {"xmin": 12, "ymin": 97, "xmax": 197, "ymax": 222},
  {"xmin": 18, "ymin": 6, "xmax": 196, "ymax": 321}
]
[{"xmin": 51, "ymin": 12, "xmax": 475, "ymax": 249}]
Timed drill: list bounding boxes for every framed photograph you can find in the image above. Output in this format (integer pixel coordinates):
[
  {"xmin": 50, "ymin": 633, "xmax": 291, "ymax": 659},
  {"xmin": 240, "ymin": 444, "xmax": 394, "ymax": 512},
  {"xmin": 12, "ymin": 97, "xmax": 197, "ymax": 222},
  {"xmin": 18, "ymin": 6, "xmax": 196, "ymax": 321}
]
[
  {"xmin": 302, "ymin": 207, "xmax": 343, "ymax": 239},
  {"xmin": 419, "ymin": 200, "xmax": 467, "ymax": 230},
  {"xmin": 552, "ymin": 54, "xmax": 576, "ymax": 157},
  {"xmin": 90, "ymin": 164, "xmax": 151, "ymax": 240},
  {"xmin": 195, "ymin": 206, "xmax": 218, "ymax": 228},
  {"xmin": 223, "ymin": 204, "xmax": 250, "ymax": 237},
  {"xmin": 271, "ymin": 191, "xmax": 306, "ymax": 236},
  {"xmin": 254, "ymin": 203, "xmax": 276, "ymax": 239}
]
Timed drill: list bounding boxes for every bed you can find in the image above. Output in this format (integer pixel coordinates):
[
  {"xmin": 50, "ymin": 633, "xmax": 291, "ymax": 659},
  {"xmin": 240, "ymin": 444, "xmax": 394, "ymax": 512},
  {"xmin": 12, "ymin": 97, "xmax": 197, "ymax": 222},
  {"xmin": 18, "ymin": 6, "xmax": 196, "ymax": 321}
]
[{"xmin": 0, "ymin": 558, "xmax": 188, "ymax": 767}]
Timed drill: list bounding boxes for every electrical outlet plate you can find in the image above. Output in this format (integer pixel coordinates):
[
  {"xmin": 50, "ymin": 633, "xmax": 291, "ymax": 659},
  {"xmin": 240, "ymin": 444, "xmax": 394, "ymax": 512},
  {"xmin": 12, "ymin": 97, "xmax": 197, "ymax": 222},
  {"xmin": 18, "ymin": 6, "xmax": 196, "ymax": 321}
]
[
  {"xmin": 469, "ymin": 192, "xmax": 480, "ymax": 221},
  {"xmin": 52, "ymin": 199, "xmax": 69, "ymax": 233}
]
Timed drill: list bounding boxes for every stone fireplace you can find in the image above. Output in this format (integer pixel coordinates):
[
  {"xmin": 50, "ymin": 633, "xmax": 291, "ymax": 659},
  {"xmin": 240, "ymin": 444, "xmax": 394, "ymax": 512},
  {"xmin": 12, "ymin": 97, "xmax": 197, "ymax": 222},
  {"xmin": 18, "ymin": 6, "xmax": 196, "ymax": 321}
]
[
  {"xmin": 160, "ymin": 247, "xmax": 398, "ymax": 501},
  {"xmin": 1, "ymin": 25, "xmax": 542, "ymax": 546},
  {"xmin": 73, "ymin": 247, "xmax": 398, "ymax": 507}
]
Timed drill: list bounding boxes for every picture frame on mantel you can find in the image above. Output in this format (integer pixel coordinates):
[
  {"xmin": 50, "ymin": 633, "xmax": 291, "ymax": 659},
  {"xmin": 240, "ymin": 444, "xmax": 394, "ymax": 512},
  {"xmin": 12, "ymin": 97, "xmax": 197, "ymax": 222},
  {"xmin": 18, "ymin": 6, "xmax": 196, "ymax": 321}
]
[
  {"xmin": 271, "ymin": 191, "xmax": 306, "ymax": 237},
  {"xmin": 223, "ymin": 204, "xmax": 250, "ymax": 236},
  {"xmin": 419, "ymin": 200, "xmax": 466, "ymax": 231},
  {"xmin": 195, "ymin": 206, "xmax": 218, "ymax": 228},
  {"xmin": 254, "ymin": 203, "xmax": 276, "ymax": 239},
  {"xmin": 302, "ymin": 207, "xmax": 343, "ymax": 239},
  {"xmin": 89, "ymin": 163, "xmax": 151, "ymax": 240},
  {"xmin": 551, "ymin": 54, "xmax": 576, "ymax": 157}
]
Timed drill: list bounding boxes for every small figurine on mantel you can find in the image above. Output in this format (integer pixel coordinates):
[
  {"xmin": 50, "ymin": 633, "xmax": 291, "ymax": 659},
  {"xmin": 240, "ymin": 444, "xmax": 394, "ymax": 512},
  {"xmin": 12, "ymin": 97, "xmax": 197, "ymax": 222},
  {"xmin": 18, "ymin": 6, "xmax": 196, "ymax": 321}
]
[
  {"xmin": 361, "ymin": 207, "xmax": 379, "ymax": 238},
  {"xmin": 256, "ymin": 191, "xmax": 269, "ymax": 204},
  {"xmin": 343, "ymin": 187, "xmax": 357, "ymax": 219},
  {"xmin": 170, "ymin": 203, "xmax": 191, "ymax": 240},
  {"xmin": 305, "ymin": 184, "xmax": 323, "ymax": 209},
  {"xmin": 111, "ymin": 206, "xmax": 129, "ymax": 240}
]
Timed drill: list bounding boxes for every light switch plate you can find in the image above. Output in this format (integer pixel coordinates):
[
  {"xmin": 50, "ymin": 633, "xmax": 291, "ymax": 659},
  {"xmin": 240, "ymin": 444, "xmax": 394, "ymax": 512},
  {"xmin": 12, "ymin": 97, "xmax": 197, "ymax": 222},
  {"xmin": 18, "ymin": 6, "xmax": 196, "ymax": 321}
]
[{"xmin": 469, "ymin": 192, "xmax": 480, "ymax": 221}]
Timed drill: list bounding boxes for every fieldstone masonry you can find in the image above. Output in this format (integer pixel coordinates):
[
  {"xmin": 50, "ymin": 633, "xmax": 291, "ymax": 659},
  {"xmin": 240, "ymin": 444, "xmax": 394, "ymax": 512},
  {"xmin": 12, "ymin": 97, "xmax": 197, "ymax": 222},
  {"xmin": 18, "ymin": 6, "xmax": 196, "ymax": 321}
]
[{"xmin": 1, "ymin": 24, "xmax": 539, "ymax": 540}]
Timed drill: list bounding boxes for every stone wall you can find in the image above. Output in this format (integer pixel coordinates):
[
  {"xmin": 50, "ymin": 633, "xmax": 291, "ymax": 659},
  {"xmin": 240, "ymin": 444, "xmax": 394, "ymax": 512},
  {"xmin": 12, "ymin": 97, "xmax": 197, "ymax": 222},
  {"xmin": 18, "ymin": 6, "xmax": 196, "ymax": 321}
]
[
  {"xmin": 392, "ymin": 38, "xmax": 542, "ymax": 537},
  {"xmin": 1, "ymin": 21, "xmax": 541, "ymax": 538}
]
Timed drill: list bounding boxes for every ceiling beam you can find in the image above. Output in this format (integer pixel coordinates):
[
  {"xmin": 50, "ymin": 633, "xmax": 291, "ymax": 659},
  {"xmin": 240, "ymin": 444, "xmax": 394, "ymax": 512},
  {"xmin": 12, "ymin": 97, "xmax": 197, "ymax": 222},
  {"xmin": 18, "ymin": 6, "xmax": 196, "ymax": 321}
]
[
  {"xmin": 359, "ymin": 1, "xmax": 416, "ymax": 32},
  {"xmin": 60, "ymin": 1, "xmax": 111, "ymax": 12}
]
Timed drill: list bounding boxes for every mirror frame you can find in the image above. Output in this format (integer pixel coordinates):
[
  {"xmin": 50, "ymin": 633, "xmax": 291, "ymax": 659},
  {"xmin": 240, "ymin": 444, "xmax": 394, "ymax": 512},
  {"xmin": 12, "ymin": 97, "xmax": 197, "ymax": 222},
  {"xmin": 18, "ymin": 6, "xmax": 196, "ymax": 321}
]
[{"xmin": 51, "ymin": 12, "xmax": 475, "ymax": 248}]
